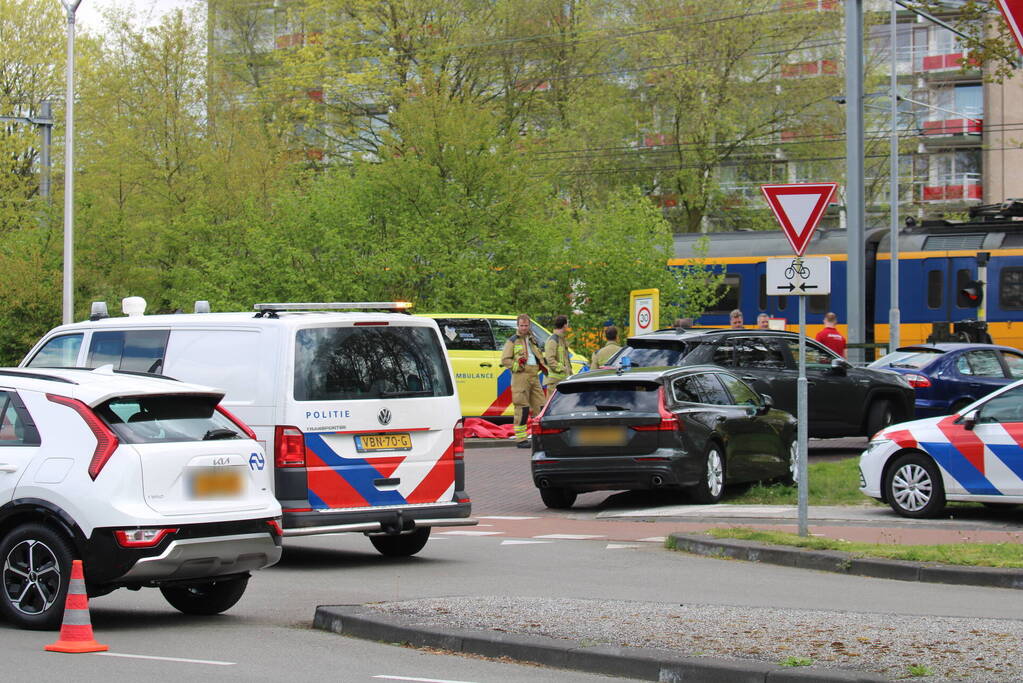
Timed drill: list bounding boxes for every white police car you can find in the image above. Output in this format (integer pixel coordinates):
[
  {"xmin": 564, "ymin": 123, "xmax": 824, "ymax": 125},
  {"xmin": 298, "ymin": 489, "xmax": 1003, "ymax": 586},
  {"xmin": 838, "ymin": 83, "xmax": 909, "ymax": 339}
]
[
  {"xmin": 0, "ymin": 367, "xmax": 282, "ymax": 629},
  {"xmin": 860, "ymin": 378, "xmax": 1023, "ymax": 518}
]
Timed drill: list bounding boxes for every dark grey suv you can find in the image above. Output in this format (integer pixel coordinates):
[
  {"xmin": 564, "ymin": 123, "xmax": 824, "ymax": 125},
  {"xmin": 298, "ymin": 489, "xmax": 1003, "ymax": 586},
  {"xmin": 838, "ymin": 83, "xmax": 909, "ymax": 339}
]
[{"xmin": 610, "ymin": 329, "xmax": 914, "ymax": 438}]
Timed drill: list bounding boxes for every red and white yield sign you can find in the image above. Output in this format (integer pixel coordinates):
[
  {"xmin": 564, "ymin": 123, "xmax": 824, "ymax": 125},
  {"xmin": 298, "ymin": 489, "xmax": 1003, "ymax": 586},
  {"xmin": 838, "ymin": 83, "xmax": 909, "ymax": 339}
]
[
  {"xmin": 996, "ymin": 1, "xmax": 1023, "ymax": 55},
  {"xmin": 760, "ymin": 183, "xmax": 838, "ymax": 256}
]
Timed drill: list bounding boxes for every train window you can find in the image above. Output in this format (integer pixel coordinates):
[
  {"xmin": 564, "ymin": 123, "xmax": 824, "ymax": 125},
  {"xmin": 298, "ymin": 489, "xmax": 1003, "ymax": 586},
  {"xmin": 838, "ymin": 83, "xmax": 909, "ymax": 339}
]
[
  {"xmin": 808, "ymin": 294, "xmax": 829, "ymax": 314},
  {"xmin": 955, "ymin": 269, "xmax": 972, "ymax": 308},
  {"xmin": 758, "ymin": 275, "xmax": 767, "ymax": 311},
  {"xmin": 707, "ymin": 274, "xmax": 741, "ymax": 315},
  {"xmin": 926, "ymin": 271, "xmax": 942, "ymax": 309},
  {"xmin": 777, "ymin": 295, "xmax": 787, "ymax": 311},
  {"xmin": 1000, "ymin": 268, "xmax": 1023, "ymax": 310}
]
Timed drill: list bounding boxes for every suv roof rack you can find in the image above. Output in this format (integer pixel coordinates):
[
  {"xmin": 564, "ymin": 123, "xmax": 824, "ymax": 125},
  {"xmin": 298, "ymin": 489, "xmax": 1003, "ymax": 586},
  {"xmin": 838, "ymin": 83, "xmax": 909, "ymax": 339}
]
[
  {"xmin": 0, "ymin": 369, "xmax": 77, "ymax": 384},
  {"xmin": 253, "ymin": 302, "xmax": 413, "ymax": 318}
]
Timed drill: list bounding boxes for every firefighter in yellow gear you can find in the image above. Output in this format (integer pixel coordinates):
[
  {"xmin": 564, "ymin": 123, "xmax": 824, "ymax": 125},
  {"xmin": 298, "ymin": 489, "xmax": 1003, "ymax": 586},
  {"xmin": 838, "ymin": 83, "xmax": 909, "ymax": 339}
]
[
  {"xmin": 500, "ymin": 314, "xmax": 547, "ymax": 448},
  {"xmin": 590, "ymin": 325, "xmax": 622, "ymax": 369},
  {"xmin": 543, "ymin": 315, "xmax": 572, "ymax": 389}
]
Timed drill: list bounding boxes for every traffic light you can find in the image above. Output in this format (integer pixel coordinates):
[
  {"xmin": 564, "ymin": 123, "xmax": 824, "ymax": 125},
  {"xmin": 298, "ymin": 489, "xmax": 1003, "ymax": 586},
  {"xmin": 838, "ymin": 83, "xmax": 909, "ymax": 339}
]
[{"xmin": 960, "ymin": 280, "xmax": 984, "ymax": 308}]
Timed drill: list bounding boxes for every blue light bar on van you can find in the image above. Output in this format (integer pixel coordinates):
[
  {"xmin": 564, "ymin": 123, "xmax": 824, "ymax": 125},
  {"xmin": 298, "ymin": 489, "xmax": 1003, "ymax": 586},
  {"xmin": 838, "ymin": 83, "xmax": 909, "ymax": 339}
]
[
  {"xmin": 253, "ymin": 302, "xmax": 412, "ymax": 312},
  {"xmin": 253, "ymin": 302, "xmax": 413, "ymax": 318}
]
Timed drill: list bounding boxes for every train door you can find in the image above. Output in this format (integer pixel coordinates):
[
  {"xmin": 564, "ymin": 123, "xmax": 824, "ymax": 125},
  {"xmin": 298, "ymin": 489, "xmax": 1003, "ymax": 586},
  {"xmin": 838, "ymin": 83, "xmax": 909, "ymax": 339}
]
[{"xmin": 920, "ymin": 256, "xmax": 978, "ymax": 326}]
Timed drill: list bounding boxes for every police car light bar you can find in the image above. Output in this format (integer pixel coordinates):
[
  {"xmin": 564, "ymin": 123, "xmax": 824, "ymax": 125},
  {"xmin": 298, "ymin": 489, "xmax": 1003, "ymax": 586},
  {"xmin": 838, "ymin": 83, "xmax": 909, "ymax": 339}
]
[{"xmin": 253, "ymin": 302, "xmax": 413, "ymax": 314}]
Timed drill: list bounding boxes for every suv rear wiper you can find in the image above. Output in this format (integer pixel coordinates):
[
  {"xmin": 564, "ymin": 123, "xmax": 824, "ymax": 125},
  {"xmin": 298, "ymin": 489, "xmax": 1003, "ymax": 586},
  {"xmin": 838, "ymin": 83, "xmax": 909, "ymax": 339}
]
[{"xmin": 203, "ymin": 428, "xmax": 240, "ymax": 440}]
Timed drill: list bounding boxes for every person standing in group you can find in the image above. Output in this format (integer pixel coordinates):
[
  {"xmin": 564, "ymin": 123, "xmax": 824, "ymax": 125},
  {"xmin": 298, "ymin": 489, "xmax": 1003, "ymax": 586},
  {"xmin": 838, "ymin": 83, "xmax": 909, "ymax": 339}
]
[
  {"xmin": 816, "ymin": 312, "xmax": 847, "ymax": 358},
  {"xmin": 756, "ymin": 313, "xmax": 771, "ymax": 329},
  {"xmin": 729, "ymin": 309, "xmax": 744, "ymax": 329},
  {"xmin": 500, "ymin": 314, "xmax": 547, "ymax": 448},
  {"xmin": 591, "ymin": 325, "xmax": 622, "ymax": 369},
  {"xmin": 544, "ymin": 315, "xmax": 573, "ymax": 390},
  {"xmin": 674, "ymin": 317, "xmax": 693, "ymax": 333}
]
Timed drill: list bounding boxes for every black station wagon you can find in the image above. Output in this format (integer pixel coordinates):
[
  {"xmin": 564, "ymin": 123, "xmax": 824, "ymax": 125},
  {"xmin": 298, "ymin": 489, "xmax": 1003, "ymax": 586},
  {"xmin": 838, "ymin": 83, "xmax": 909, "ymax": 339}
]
[
  {"xmin": 529, "ymin": 366, "xmax": 797, "ymax": 509},
  {"xmin": 610, "ymin": 329, "xmax": 915, "ymax": 438}
]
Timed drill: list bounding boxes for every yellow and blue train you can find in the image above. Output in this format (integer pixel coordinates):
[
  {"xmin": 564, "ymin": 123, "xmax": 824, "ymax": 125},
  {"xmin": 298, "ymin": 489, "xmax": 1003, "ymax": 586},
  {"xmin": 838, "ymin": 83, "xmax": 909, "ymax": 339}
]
[{"xmin": 672, "ymin": 202, "xmax": 1023, "ymax": 351}]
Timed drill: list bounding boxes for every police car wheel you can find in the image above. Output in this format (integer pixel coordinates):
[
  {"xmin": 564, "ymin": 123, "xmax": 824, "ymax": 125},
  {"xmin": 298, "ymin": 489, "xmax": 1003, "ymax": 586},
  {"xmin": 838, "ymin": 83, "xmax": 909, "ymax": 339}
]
[
  {"xmin": 0, "ymin": 523, "xmax": 74, "ymax": 630},
  {"xmin": 370, "ymin": 527, "xmax": 431, "ymax": 557},
  {"xmin": 885, "ymin": 453, "xmax": 946, "ymax": 519},
  {"xmin": 539, "ymin": 487, "xmax": 577, "ymax": 509},
  {"xmin": 160, "ymin": 575, "xmax": 249, "ymax": 615}
]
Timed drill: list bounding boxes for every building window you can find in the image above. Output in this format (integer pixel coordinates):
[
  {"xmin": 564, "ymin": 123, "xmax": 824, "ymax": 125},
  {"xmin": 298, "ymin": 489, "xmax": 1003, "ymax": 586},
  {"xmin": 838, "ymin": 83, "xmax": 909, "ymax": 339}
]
[
  {"xmin": 1000, "ymin": 268, "xmax": 1023, "ymax": 310},
  {"xmin": 927, "ymin": 270, "xmax": 943, "ymax": 309}
]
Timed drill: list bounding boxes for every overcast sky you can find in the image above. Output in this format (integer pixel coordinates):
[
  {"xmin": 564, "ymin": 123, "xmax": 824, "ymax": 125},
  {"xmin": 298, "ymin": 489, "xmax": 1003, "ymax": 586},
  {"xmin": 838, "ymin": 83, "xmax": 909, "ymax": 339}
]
[{"xmin": 75, "ymin": 0, "xmax": 196, "ymax": 30}]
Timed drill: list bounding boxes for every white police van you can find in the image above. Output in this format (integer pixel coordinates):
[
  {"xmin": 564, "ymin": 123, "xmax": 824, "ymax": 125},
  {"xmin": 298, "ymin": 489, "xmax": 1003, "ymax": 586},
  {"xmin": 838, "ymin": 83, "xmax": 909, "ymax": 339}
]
[{"xmin": 21, "ymin": 300, "xmax": 475, "ymax": 556}]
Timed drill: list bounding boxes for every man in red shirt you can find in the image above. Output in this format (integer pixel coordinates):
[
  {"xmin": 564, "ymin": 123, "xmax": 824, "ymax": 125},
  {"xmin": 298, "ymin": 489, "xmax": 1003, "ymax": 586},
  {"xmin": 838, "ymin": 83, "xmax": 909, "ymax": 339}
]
[{"xmin": 815, "ymin": 311, "xmax": 846, "ymax": 358}]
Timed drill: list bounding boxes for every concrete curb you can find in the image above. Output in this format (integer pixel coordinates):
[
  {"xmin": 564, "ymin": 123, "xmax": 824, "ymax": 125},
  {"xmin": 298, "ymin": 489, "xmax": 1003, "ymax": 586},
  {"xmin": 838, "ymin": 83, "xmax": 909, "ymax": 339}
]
[
  {"xmin": 669, "ymin": 533, "xmax": 1023, "ymax": 590},
  {"xmin": 465, "ymin": 438, "xmax": 515, "ymax": 450},
  {"xmin": 313, "ymin": 604, "xmax": 887, "ymax": 682}
]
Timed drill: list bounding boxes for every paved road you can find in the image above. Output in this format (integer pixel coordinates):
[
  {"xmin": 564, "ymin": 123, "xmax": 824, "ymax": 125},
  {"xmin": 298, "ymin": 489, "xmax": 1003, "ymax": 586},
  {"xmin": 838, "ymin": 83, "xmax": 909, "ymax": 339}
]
[{"xmin": 6, "ymin": 437, "xmax": 1021, "ymax": 682}]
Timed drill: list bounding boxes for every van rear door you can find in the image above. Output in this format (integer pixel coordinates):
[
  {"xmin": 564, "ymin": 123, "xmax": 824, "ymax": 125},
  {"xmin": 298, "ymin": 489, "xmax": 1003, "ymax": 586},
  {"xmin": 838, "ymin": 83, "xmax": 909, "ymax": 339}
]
[{"xmin": 282, "ymin": 321, "xmax": 460, "ymax": 511}]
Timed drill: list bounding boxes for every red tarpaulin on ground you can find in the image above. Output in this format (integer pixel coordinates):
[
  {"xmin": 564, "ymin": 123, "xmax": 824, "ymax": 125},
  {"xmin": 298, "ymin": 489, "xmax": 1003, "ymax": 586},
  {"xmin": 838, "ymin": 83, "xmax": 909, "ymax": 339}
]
[{"xmin": 463, "ymin": 418, "xmax": 514, "ymax": 439}]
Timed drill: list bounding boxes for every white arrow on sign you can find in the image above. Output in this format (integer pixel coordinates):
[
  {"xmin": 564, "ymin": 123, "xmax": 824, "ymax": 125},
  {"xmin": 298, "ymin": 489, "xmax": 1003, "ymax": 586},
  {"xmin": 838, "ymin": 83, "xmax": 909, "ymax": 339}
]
[{"xmin": 766, "ymin": 256, "xmax": 831, "ymax": 296}]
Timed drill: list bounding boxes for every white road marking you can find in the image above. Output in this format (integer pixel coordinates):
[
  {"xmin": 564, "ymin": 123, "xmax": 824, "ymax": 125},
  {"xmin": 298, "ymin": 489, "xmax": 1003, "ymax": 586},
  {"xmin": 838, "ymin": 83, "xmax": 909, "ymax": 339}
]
[
  {"xmin": 500, "ymin": 539, "xmax": 553, "ymax": 545},
  {"xmin": 638, "ymin": 536, "xmax": 666, "ymax": 543},
  {"xmin": 434, "ymin": 530, "xmax": 504, "ymax": 536},
  {"xmin": 476, "ymin": 516, "xmax": 538, "ymax": 520},
  {"xmin": 534, "ymin": 533, "xmax": 604, "ymax": 540},
  {"xmin": 374, "ymin": 676, "xmax": 480, "ymax": 683},
  {"xmin": 606, "ymin": 543, "xmax": 641, "ymax": 549},
  {"xmin": 94, "ymin": 652, "xmax": 234, "ymax": 666}
]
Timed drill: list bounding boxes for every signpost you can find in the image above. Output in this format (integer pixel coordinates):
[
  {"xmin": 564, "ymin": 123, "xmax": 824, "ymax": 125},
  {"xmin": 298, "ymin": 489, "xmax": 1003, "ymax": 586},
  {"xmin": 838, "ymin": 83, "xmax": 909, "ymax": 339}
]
[{"xmin": 761, "ymin": 183, "xmax": 837, "ymax": 537}]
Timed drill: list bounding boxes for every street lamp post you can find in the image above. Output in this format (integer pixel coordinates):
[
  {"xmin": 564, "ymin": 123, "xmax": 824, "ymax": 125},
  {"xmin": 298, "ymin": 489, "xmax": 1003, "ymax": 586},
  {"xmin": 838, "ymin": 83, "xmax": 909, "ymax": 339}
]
[{"xmin": 60, "ymin": 0, "xmax": 82, "ymax": 325}]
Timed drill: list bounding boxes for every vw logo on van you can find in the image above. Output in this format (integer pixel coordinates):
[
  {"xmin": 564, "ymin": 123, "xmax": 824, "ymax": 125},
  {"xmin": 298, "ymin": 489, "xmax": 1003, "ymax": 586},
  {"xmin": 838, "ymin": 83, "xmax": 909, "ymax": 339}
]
[{"xmin": 377, "ymin": 408, "xmax": 392, "ymax": 426}]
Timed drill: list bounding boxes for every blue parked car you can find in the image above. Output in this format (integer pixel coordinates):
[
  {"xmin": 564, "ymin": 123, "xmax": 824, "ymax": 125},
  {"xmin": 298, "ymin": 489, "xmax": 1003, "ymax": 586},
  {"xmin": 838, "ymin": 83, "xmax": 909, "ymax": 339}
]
[{"xmin": 868, "ymin": 343, "xmax": 1023, "ymax": 418}]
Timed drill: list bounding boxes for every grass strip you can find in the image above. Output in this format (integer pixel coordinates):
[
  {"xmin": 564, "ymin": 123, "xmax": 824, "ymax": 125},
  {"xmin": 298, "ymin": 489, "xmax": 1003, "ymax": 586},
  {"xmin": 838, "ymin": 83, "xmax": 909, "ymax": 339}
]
[
  {"xmin": 703, "ymin": 527, "xmax": 1023, "ymax": 568},
  {"xmin": 725, "ymin": 457, "xmax": 878, "ymax": 506}
]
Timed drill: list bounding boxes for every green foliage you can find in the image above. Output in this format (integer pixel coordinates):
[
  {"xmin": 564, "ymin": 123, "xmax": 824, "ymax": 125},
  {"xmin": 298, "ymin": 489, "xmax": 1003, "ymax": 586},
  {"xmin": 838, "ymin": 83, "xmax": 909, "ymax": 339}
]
[
  {"xmin": 723, "ymin": 457, "xmax": 876, "ymax": 507},
  {"xmin": 906, "ymin": 663, "xmax": 935, "ymax": 677},
  {"xmin": 779, "ymin": 656, "xmax": 813, "ymax": 667},
  {"xmin": 668, "ymin": 236, "xmax": 725, "ymax": 321}
]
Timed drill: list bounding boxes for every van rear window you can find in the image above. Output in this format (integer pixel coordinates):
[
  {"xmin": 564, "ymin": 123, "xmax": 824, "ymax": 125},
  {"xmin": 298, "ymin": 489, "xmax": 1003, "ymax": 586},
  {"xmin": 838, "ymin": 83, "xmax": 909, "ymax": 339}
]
[{"xmin": 294, "ymin": 326, "xmax": 454, "ymax": 401}]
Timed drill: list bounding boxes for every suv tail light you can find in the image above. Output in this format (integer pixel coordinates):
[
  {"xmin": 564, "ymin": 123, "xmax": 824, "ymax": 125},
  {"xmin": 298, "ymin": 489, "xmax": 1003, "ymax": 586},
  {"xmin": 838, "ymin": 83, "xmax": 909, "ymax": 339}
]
[
  {"xmin": 216, "ymin": 405, "xmax": 258, "ymax": 440},
  {"xmin": 453, "ymin": 420, "xmax": 465, "ymax": 460},
  {"xmin": 632, "ymin": 387, "xmax": 680, "ymax": 432},
  {"xmin": 114, "ymin": 528, "xmax": 177, "ymax": 548},
  {"xmin": 47, "ymin": 394, "xmax": 119, "ymax": 479},
  {"xmin": 274, "ymin": 425, "xmax": 306, "ymax": 467},
  {"xmin": 903, "ymin": 373, "xmax": 931, "ymax": 388}
]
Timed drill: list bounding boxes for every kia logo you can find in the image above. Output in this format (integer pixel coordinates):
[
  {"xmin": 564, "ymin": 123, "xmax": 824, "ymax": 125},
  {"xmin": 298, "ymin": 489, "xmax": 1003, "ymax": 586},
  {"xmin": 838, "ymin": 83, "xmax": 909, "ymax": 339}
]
[{"xmin": 378, "ymin": 408, "xmax": 392, "ymax": 426}]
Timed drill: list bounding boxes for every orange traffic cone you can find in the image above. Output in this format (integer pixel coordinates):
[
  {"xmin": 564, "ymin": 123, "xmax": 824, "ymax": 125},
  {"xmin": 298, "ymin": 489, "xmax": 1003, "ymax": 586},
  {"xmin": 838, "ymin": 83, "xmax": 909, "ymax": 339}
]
[{"xmin": 45, "ymin": 560, "xmax": 108, "ymax": 653}]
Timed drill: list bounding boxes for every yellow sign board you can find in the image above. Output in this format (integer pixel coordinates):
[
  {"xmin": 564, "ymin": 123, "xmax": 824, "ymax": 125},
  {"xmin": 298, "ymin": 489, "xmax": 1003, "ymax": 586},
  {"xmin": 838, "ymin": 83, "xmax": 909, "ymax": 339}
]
[{"xmin": 629, "ymin": 289, "xmax": 659, "ymax": 337}]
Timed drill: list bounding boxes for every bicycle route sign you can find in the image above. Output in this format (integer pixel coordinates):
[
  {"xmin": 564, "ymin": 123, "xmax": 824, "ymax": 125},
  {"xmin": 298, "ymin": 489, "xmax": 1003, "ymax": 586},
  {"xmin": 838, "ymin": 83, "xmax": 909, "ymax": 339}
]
[{"xmin": 766, "ymin": 256, "xmax": 831, "ymax": 296}]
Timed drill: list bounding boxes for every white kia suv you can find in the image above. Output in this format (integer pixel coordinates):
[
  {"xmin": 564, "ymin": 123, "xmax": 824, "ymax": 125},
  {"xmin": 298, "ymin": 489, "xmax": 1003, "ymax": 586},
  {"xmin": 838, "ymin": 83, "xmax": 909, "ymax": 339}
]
[{"xmin": 0, "ymin": 367, "xmax": 282, "ymax": 630}]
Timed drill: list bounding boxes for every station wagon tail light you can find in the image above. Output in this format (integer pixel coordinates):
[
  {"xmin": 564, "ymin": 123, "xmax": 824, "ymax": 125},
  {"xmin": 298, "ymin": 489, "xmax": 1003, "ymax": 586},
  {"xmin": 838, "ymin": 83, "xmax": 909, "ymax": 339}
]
[
  {"xmin": 903, "ymin": 373, "xmax": 931, "ymax": 388},
  {"xmin": 274, "ymin": 426, "xmax": 306, "ymax": 468},
  {"xmin": 216, "ymin": 405, "xmax": 258, "ymax": 440},
  {"xmin": 114, "ymin": 528, "xmax": 177, "ymax": 548},
  {"xmin": 47, "ymin": 394, "xmax": 120, "ymax": 479},
  {"xmin": 631, "ymin": 387, "xmax": 680, "ymax": 432},
  {"xmin": 453, "ymin": 420, "xmax": 465, "ymax": 460}
]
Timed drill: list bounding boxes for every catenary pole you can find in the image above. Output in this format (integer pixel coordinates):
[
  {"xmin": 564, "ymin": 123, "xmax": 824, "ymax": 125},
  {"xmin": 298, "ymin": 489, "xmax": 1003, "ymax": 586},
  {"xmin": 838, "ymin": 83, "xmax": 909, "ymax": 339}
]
[
  {"xmin": 889, "ymin": 1, "xmax": 901, "ymax": 353},
  {"xmin": 845, "ymin": 0, "xmax": 865, "ymax": 364}
]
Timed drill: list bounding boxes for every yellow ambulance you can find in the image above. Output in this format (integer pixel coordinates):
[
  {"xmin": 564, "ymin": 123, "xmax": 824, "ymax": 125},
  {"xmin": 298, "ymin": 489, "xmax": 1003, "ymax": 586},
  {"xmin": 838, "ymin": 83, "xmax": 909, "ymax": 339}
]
[{"xmin": 421, "ymin": 314, "xmax": 589, "ymax": 419}]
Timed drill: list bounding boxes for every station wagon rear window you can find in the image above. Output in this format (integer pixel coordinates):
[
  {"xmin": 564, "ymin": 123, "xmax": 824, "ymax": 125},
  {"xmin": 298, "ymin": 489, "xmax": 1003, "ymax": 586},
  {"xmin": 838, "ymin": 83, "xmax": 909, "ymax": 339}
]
[
  {"xmin": 293, "ymin": 326, "xmax": 454, "ymax": 401},
  {"xmin": 546, "ymin": 381, "xmax": 661, "ymax": 415}
]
